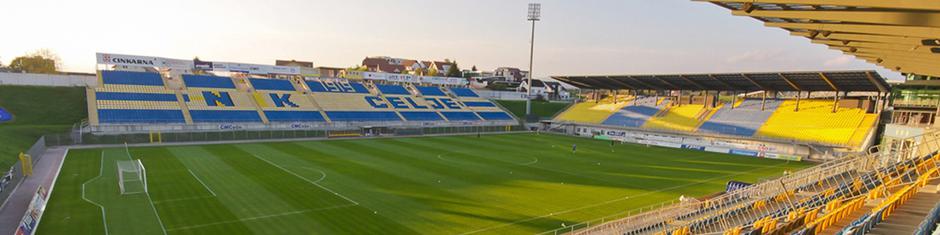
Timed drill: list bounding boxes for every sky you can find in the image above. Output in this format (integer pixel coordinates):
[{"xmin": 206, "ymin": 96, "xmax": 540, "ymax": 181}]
[{"xmin": 0, "ymin": 0, "xmax": 901, "ymax": 80}]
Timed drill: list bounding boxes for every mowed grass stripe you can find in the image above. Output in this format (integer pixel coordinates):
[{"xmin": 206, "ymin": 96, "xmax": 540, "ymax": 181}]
[
  {"xmin": 37, "ymin": 149, "xmax": 106, "ymax": 235},
  {"xmin": 167, "ymin": 146, "xmax": 320, "ymax": 234},
  {"xmin": 39, "ymin": 133, "xmax": 813, "ymax": 234},
  {"xmin": 227, "ymin": 144, "xmax": 420, "ymax": 234},
  {"xmin": 248, "ymin": 142, "xmax": 423, "ymax": 233},
  {"xmin": 271, "ymin": 141, "xmax": 458, "ymax": 232},
  {"xmin": 128, "ymin": 147, "xmax": 250, "ymax": 234}
]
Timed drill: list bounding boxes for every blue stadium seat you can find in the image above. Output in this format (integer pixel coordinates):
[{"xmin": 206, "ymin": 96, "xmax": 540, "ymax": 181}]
[
  {"xmin": 263, "ymin": 111, "xmax": 326, "ymax": 122},
  {"xmin": 189, "ymin": 110, "xmax": 262, "ymax": 122},
  {"xmin": 441, "ymin": 112, "xmax": 481, "ymax": 121},
  {"xmin": 250, "ymin": 78, "xmax": 296, "ymax": 91},
  {"xmin": 325, "ymin": 111, "xmax": 402, "ymax": 122},
  {"xmin": 376, "ymin": 84, "xmax": 411, "ymax": 95},
  {"xmin": 100, "ymin": 70, "xmax": 164, "ymax": 86},
  {"xmin": 399, "ymin": 111, "xmax": 444, "ymax": 121},
  {"xmin": 449, "ymin": 87, "xmax": 479, "ymax": 97},
  {"xmin": 183, "ymin": 75, "xmax": 237, "ymax": 89},
  {"xmin": 97, "ymin": 109, "xmax": 186, "ymax": 123},
  {"xmin": 415, "ymin": 86, "xmax": 447, "ymax": 96},
  {"xmin": 306, "ymin": 81, "xmax": 370, "ymax": 93},
  {"xmin": 463, "ymin": 101, "xmax": 497, "ymax": 107},
  {"xmin": 95, "ymin": 92, "xmax": 178, "ymax": 102},
  {"xmin": 476, "ymin": 112, "xmax": 514, "ymax": 121},
  {"xmin": 601, "ymin": 99, "xmax": 662, "ymax": 127}
]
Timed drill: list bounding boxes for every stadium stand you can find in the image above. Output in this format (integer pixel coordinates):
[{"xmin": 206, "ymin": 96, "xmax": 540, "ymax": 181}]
[
  {"xmin": 756, "ymin": 100, "xmax": 876, "ymax": 146},
  {"xmin": 182, "ymin": 74, "xmax": 263, "ymax": 123},
  {"xmin": 698, "ymin": 99, "xmax": 782, "ymax": 136},
  {"xmin": 449, "ymin": 87, "xmax": 480, "ymax": 98},
  {"xmin": 553, "ymin": 99, "xmax": 631, "ymax": 124},
  {"xmin": 88, "ymin": 70, "xmax": 517, "ymax": 127},
  {"xmin": 601, "ymin": 97, "xmax": 665, "ymax": 128},
  {"xmin": 307, "ymin": 80, "xmax": 402, "ymax": 122},
  {"xmin": 94, "ymin": 71, "xmax": 187, "ymax": 124},
  {"xmin": 415, "ymin": 85, "xmax": 448, "ymax": 97},
  {"xmin": 439, "ymin": 86, "xmax": 514, "ymax": 121},
  {"xmin": 641, "ymin": 101, "xmax": 709, "ymax": 132}
]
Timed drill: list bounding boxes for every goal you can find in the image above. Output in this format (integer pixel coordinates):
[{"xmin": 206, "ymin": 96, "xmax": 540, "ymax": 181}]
[{"xmin": 117, "ymin": 159, "xmax": 148, "ymax": 195}]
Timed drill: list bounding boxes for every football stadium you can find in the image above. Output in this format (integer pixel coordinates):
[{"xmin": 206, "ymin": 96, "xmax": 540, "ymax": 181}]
[{"xmin": 1, "ymin": 1, "xmax": 939, "ymax": 235}]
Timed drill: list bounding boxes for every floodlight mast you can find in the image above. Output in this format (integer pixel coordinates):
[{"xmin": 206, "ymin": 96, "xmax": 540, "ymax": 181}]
[{"xmin": 525, "ymin": 3, "xmax": 541, "ymax": 119}]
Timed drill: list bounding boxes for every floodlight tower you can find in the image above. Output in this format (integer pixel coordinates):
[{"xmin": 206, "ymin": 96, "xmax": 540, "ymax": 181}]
[{"xmin": 525, "ymin": 3, "xmax": 541, "ymax": 119}]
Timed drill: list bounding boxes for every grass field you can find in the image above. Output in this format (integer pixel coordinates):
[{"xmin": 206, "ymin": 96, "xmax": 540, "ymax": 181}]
[
  {"xmin": 0, "ymin": 85, "xmax": 86, "ymax": 168},
  {"xmin": 38, "ymin": 133, "xmax": 811, "ymax": 234},
  {"xmin": 495, "ymin": 100, "xmax": 570, "ymax": 120}
]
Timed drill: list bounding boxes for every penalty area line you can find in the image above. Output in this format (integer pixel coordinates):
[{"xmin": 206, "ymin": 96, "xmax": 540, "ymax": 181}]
[
  {"xmin": 251, "ymin": 154, "xmax": 360, "ymax": 206},
  {"xmin": 187, "ymin": 169, "xmax": 217, "ymax": 196},
  {"xmin": 82, "ymin": 151, "xmax": 110, "ymax": 235}
]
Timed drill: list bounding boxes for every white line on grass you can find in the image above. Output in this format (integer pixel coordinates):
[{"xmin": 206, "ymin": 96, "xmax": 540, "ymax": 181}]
[
  {"xmin": 81, "ymin": 151, "xmax": 109, "ymax": 235},
  {"xmin": 251, "ymin": 154, "xmax": 359, "ymax": 205},
  {"xmin": 187, "ymin": 169, "xmax": 217, "ymax": 196},
  {"xmin": 165, "ymin": 202, "xmax": 357, "ymax": 232},
  {"xmin": 124, "ymin": 146, "xmax": 168, "ymax": 235},
  {"xmin": 459, "ymin": 161, "xmax": 791, "ymax": 234},
  {"xmin": 291, "ymin": 166, "xmax": 327, "ymax": 183}
]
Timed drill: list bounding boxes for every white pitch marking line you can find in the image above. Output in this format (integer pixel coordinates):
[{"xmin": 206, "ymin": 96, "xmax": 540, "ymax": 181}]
[
  {"xmin": 187, "ymin": 169, "xmax": 217, "ymax": 196},
  {"xmin": 124, "ymin": 148, "xmax": 168, "ymax": 235},
  {"xmin": 459, "ymin": 161, "xmax": 791, "ymax": 234},
  {"xmin": 166, "ymin": 203, "xmax": 357, "ymax": 232},
  {"xmin": 290, "ymin": 166, "xmax": 327, "ymax": 183},
  {"xmin": 251, "ymin": 154, "xmax": 360, "ymax": 205},
  {"xmin": 82, "ymin": 151, "xmax": 110, "ymax": 235}
]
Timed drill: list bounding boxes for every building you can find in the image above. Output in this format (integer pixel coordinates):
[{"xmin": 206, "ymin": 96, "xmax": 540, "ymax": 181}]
[
  {"xmin": 361, "ymin": 56, "xmax": 408, "ymax": 74},
  {"xmin": 517, "ymin": 79, "xmax": 570, "ymax": 100},
  {"xmin": 494, "ymin": 67, "xmax": 528, "ymax": 82}
]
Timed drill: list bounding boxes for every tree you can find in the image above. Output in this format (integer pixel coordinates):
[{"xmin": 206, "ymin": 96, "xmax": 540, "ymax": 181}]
[
  {"xmin": 471, "ymin": 65, "xmax": 477, "ymax": 72},
  {"xmin": 445, "ymin": 61, "xmax": 461, "ymax": 77},
  {"xmin": 427, "ymin": 67, "xmax": 439, "ymax": 76},
  {"xmin": 8, "ymin": 49, "xmax": 61, "ymax": 74}
]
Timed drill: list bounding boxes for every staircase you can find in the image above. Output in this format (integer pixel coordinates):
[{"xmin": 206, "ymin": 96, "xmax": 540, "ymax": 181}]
[{"xmin": 867, "ymin": 191, "xmax": 940, "ymax": 235}]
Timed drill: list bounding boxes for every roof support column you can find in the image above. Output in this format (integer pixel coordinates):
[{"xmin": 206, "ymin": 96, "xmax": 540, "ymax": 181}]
[
  {"xmin": 795, "ymin": 91, "xmax": 801, "ymax": 112},
  {"xmin": 875, "ymin": 92, "xmax": 882, "ymax": 114},
  {"xmin": 703, "ymin": 90, "xmax": 708, "ymax": 108},
  {"xmin": 731, "ymin": 91, "xmax": 737, "ymax": 110},
  {"xmin": 832, "ymin": 92, "xmax": 840, "ymax": 113},
  {"xmin": 761, "ymin": 91, "xmax": 767, "ymax": 111}
]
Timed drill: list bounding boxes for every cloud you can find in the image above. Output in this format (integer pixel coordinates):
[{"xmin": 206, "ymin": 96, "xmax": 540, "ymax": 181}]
[
  {"xmin": 823, "ymin": 55, "xmax": 854, "ymax": 67},
  {"xmin": 726, "ymin": 49, "xmax": 786, "ymax": 64}
]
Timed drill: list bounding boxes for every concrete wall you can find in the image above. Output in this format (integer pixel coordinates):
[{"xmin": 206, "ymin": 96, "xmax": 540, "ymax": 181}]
[{"xmin": 0, "ymin": 73, "xmax": 96, "ymax": 87}]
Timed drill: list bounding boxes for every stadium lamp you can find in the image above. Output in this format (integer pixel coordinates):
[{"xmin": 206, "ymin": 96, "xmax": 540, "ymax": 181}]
[{"xmin": 525, "ymin": 3, "xmax": 541, "ymax": 118}]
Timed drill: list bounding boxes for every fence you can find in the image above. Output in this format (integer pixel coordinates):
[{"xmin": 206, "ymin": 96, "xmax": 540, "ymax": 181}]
[
  {"xmin": 43, "ymin": 125, "xmax": 525, "ymax": 147},
  {"xmin": 0, "ymin": 137, "xmax": 48, "ymax": 210},
  {"xmin": 539, "ymin": 129, "xmax": 940, "ymax": 235}
]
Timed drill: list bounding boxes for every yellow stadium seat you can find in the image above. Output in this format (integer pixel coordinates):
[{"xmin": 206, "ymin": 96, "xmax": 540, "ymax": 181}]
[
  {"xmin": 553, "ymin": 100, "xmax": 631, "ymax": 124},
  {"xmin": 642, "ymin": 104, "xmax": 708, "ymax": 132},
  {"xmin": 755, "ymin": 100, "xmax": 876, "ymax": 146}
]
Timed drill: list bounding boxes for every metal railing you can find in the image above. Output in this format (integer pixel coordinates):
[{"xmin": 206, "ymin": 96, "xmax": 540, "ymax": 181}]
[
  {"xmin": 0, "ymin": 137, "xmax": 48, "ymax": 210},
  {"xmin": 540, "ymin": 130, "xmax": 940, "ymax": 235}
]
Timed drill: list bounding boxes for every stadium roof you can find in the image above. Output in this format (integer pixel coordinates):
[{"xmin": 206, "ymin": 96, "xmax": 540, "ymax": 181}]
[
  {"xmin": 699, "ymin": 0, "xmax": 940, "ymax": 77},
  {"xmin": 552, "ymin": 70, "xmax": 889, "ymax": 92}
]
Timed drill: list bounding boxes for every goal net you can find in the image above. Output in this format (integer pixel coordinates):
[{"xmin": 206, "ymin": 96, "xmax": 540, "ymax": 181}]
[{"xmin": 117, "ymin": 159, "xmax": 148, "ymax": 195}]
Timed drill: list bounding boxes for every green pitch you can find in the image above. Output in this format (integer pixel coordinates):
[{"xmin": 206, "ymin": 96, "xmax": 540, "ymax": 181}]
[{"xmin": 37, "ymin": 133, "xmax": 811, "ymax": 234}]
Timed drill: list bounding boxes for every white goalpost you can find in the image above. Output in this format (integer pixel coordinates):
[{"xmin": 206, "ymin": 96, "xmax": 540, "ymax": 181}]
[{"xmin": 117, "ymin": 159, "xmax": 148, "ymax": 195}]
